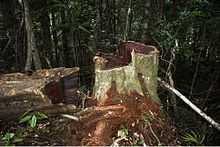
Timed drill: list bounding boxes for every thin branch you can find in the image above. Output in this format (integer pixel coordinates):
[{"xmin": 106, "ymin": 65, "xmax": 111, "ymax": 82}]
[
  {"xmin": 205, "ymin": 71, "xmax": 219, "ymax": 101},
  {"xmin": 2, "ymin": 32, "xmax": 11, "ymax": 54},
  {"xmin": 158, "ymin": 78, "xmax": 220, "ymax": 131},
  {"xmin": 147, "ymin": 121, "xmax": 161, "ymax": 145},
  {"xmin": 189, "ymin": 48, "xmax": 202, "ymax": 98},
  {"xmin": 123, "ymin": 0, "xmax": 132, "ymax": 41},
  {"xmin": 165, "ymin": 40, "xmax": 178, "ymax": 113}
]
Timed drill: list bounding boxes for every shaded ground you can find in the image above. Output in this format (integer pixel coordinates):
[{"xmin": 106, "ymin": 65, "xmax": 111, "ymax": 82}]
[
  {"xmin": 0, "ymin": 112, "xmax": 178, "ymax": 146},
  {"xmin": 0, "ymin": 89, "xmax": 179, "ymax": 146},
  {"xmin": 1, "ymin": 84, "xmax": 220, "ymax": 145},
  {"xmin": 1, "ymin": 91, "xmax": 220, "ymax": 146}
]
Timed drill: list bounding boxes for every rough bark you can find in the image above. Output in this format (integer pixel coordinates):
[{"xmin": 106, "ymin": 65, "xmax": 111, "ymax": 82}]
[
  {"xmin": 77, "ymin": 42, "xmax": 178, "ymax": 146},
  {"xmin": 0, "ymin": 67, "xmax": 79, "ymax": 121},
  {"xmin": 93, "ymin": 41, "xmax": 160, "ymax": 105}
]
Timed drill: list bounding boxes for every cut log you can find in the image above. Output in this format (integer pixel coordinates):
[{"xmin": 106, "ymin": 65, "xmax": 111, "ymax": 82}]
[
  {"xmin": 0, "ymin": 67, "xmax": 80, "ymax": 121},
  {"xmin": 93, "ymin": 41, "xmax": 160, "ymax": 105}
]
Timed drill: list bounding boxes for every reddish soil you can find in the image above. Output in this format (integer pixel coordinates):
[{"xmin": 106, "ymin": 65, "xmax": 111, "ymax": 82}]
[{"xmin": 66, "ymin": 81, "xmax": 178, "ymax": 146}]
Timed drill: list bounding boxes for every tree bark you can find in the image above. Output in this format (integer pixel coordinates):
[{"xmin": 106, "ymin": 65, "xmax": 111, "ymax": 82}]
[
  {"xmin": 93, "ymin": 41, "xmax": 160, "ymax": 105},
  {"xmin": 80, "ymin": 42, "xmax": 175, "ymax": 146},
  {"xmin": 0, "ymin": 67, "xmax": 79, "ymax": 121},
  {"xmin": 23, "ymin": 0, "xmax": 42, "ymax": 71},
  {"xmin": 50, "ymin": 12, "xmax": 59, "ymax": 66},
  {"xmin": 39, "ymin": 0, "xmax": 53, "ymax": 67}
]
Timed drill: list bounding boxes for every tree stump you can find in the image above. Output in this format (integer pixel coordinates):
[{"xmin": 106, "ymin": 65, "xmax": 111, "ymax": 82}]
[
  {"xmin": 93, "ymin": 41, "xmax": 160, "ymax": 105},
  {"xmin": 78, "ymin": 41, "xmax": 178, "ymax": 146}
]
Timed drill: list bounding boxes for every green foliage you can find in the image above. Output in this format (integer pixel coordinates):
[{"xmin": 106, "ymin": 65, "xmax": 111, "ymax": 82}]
[
  {"xmin": 1, "ymin": 132, "xmax": 15, "ymax": 146},
  {"xmin": 1, "ymin": 132, "xmax": 23, "ymax": 146},
  {"xmin": 116, "ymin": 124, "xmax": 145, "ymax": 146},
  {"xmin": 182, "ymin": 130, "xmax": 206, "ymax": 145},
  {"xmin": 1, "ymin": 112, "xmax": 48, "ymax": 146},
  {"xmin": 152, "ymin": 0, "xmax": 217, "ymax": 62},
  {"xmin": 117, "ymin": 125, "xmax": 129, "ymax": 138},
  {"xmin": 47, "ymin": 0, "xmax": 95, "ymax": 55},
  {"xmin": 19, "ymin": 111, "xmax": 48, "ymax": 129}
]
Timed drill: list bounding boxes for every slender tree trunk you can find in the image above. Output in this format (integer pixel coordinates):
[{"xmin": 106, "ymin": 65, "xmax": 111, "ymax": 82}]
[
  {"xmin": 61, "ymin": 10, "xmax": 75, "ymax": 67},
  {"xmin": 94, "ymin": 0, "xmax": 101, "ymax": 49},
  {"xmin": 1, "ymin": 0, "xmax": 17, "ymax": 71},
  {"xmin": 141, "ymin": 0, "xmax": 151, "ymax": 42},
  {"xmin": 39, "ymin": 0, "xmax": 52, "ymax": 67},
  {"xmin": 23, "ymin": 0, "xmax": 41, "ymax": 71},
  {"xmin": 61, "ymin": 11, "xmax": 67, "ymax": 66},
  {"xmin": 51, "ymin": 12, "xmax": 60, "ymax": 66},
  {"xmin": 67, "ymin": 29, "xmax": 77, "ymax": 66},
  {"xmin": 123, "ymin": 0, "xmax": 132, "ymax": 41}
]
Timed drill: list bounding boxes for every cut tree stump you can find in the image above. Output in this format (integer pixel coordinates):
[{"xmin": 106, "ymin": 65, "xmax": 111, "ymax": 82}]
[
  {"xmin": 93, "ymin": 41, "xmax": 160, "ymax": 105},
  {"xmin": 77, "ymin": 41, "xmax": 177, "ymax": 146},
  {"xmin": 0, "ymin": 67, "xmax": 80, "ymax": 121}
]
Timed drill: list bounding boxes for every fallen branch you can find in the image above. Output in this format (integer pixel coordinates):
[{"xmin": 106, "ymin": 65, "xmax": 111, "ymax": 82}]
[
  {"xmin": 147, "ymin": 121, "xmax": 161, "ymax": 145},
  {"xmin": 0, "ymin": 104, "xmax": 79, "ymax": 121},
  {"xmin": 158, "ymin": 78, "xmax": 220, "ymax": 131}
]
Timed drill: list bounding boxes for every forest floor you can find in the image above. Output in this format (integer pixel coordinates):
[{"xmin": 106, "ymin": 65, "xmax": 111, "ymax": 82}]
[
  {"xmin": 0, "ymin": 92, "xmax": 181, "ymax": 146},
  {"xmin": 0, "ymin": 116, "xmax": 178, "ymax": 146},
  {"xmin": 1, "ymin": 94, "xmax": 220, "ymax": 146},
  {"xmin": 1, "ymin": 80, "xmax": 220, "ymax": 145}
]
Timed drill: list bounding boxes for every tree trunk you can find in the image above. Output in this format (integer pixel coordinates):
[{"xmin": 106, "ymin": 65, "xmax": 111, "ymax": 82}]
[
  {"xmin": 23, "ymin": 0, "xmax": 42, "ymax": 71},
  {"xmin": 39, "ymin": 0, "xmax": 53, "ymax": 67},
  {"xmin": 93, "ymin": 41, "xmax": 160, "ymax": 105},
  {"xmin": 94, "ymin": 0, "xmax": 101, "ymax": 49},
  {"xmin": 79, "ymin": 42, "xmax": 178, "ymax": 146},
  {"xmin": 50, "ymin": 12, "xmax": 59, "ymax": 66}
]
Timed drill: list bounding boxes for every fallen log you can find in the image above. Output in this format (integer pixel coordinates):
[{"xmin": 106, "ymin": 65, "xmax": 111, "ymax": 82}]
[{"xmin": 0, "ymin": 67, "xmax": 80, "ymax": 121}]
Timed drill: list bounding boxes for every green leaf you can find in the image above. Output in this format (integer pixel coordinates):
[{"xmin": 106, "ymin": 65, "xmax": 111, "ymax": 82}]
[
  {"xmin": 13, "ymin": 138, "xmax": 23, "ymax": 143},
  {"xmin": 19, "ymin": 115, "xmax": 32, "ymax": 124},
  {"xmin": 19, "ymin": 110, "xmax": 31, "ymax": 120},
  {"xmin": 182, "ymin": 131, "xmax": 205, "ymax": 145},
  {"xmin": 30, "ymin": 115, "xmax": 37, "ymax": 128},
  {"xmin": 36, "ymin": 112, "xmax": 48, "ymax": 120},
  {"xmin": 2, "ymin": 132, "xmax": 15, "ymax": 141}
]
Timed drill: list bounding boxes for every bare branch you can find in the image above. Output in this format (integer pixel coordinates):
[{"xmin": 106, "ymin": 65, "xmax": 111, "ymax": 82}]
[{"xmin": 158, "ymin": 78, "xmax": 220, "ymax": 131}]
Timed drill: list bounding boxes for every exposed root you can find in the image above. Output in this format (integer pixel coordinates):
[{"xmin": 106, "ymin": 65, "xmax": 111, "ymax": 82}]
[{"xmin": 66, "ymin": 91, "xmax": 178, "ymax": 145}]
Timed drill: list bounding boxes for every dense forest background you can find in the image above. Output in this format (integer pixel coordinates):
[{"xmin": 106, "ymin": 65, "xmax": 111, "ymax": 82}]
[{"xmin": 0, "ymin": 0, "xmax": 220, "ymax": 145}]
